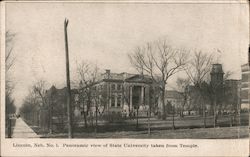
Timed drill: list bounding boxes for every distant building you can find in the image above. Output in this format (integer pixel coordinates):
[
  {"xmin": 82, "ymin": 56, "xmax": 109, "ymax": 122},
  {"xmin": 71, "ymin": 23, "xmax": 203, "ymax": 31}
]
[
  {"xmin": 210, "ymin": 64, "xmax": 224, "ymax": 106},
  {"xmin": 241, "ymin": 63, "xmax": 250, "ymax": 109},
  {"xmin": 45, "ymin": 86, "xmax": 79, "ymax": 118},
  {"xmin": 184, "ymin": 64, "xmax": 242, "ymax": 115},
  {"xmin": 185, "ymin": 84, "xmax": 209, "ymax": 115},
  {"xmin": 165, "ymin": 90, "xmax": 184, "ymax": 114},
  {"xmin": 224, "ymin": 79, "xmax": 241, "ymax": 112},
  {"xmin": 210, "ymin": 64, "xmax": 224, "ymax": 86}
]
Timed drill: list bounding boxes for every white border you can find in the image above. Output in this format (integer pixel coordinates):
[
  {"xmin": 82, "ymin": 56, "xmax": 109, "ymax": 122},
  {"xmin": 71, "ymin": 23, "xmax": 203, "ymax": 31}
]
[{"xmin": 0, "ymin": 1, "xmax": 249, "ymax": 157}]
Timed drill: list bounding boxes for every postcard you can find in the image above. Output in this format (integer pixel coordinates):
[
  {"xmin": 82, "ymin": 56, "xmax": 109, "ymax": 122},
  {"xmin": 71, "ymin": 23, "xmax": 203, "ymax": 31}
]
[{"xmin": 1, "ymin": 1, "xmax": 249, "ymax": 156}]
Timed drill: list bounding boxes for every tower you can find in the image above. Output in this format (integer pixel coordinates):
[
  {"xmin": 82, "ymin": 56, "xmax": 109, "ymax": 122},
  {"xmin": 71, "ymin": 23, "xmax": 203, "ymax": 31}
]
[
  {"xmin": 210, "ymin": 64, "xmax": 224, "ymax": 86},
  {"xmin": 210, "ymin": 64, "xmax": 224, "ymax": 113}
]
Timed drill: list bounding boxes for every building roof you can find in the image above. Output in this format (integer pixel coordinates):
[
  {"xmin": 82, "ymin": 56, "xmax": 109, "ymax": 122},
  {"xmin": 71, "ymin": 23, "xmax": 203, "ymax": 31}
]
[
  {"xmin": 225, "ymin": 79, "xmax": 241, "ymax": 83},
  {"xmin": 125, "ymin": 74, "xmax": 153, "ymax": 83},
  {"xmin": 46, "ymin": 86, "xmax": 78, "ymax": 97},
  {"xmin": 99, "ymin": 70, "xmax": 153, "ymax": 83},
  {"xmin": 241, "ymin": 63, "xmax": 250, "ymax": 72},
  {"xmin": 211, "ymin": 64, "xmax": 224, "ymax": 74}
]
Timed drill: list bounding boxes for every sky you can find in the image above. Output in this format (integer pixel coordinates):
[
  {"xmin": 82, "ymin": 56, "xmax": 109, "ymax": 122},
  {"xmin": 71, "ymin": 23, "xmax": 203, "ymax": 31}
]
[{"xmin": 5, "ymin": 2, "xmax": 249, "ymax": 108}]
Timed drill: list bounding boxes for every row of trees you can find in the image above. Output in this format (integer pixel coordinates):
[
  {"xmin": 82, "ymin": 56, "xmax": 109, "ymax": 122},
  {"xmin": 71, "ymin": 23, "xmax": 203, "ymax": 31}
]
[
  {"xmin": 128, "ymin": 38, "xmax": 239, "ymax": 128},
  {"xmin": 19, "ymin": 79, "xmax": 71, "ymax": 133},
  {"xmin": 19, "ymin": 62, "xmax": 105, "ymax": 133},
  {"xmin": 5, "ymin": 31, "xmax": 17, "ymax": 137},
  {"xmin": 19, "ymin": 80, "xmax": 52, "ymax": 132}
]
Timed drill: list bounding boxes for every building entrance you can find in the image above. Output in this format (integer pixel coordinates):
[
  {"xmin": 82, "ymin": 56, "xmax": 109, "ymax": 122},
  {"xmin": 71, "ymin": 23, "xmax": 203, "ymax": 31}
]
[{"xmin": 132, "ymin": 86, "xmax": 141, "ymax": 109}]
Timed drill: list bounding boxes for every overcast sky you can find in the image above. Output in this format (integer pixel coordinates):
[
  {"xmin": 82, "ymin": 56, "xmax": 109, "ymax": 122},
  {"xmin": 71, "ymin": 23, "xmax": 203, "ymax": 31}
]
[{"xmin": 5, "ymin": 2, "xmax": 249, "ymax": 108}]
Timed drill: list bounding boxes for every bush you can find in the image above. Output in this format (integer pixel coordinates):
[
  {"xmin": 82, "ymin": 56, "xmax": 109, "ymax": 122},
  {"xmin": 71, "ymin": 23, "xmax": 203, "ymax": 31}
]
[{"xmin": 101, "ymin": 112, "xmax": 126, "ymax": 123}]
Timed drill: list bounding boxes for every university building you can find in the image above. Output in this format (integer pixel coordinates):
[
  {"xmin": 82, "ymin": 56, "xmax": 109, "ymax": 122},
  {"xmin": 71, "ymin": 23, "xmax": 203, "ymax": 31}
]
[
  {"xmin": 224, "ymin": 79, "xmax": 241, "ymax": 112},
  {"xmin": 74, "ymin": 70, "xmax": 160, "ymax": 117},
  {"xmin": 45, "ymin": 63, "xmax": 245, "ymax": 120},
  {"xmin": 183, "ymin": 64, "xmax": 242, "ymax": 115}
]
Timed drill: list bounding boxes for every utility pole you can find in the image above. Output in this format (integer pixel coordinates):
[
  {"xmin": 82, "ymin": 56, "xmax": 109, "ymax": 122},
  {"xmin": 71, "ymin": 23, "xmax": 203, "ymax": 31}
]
[{"xmin": 64, "ymin": 18, "xmax": 73, "ymax": 138}]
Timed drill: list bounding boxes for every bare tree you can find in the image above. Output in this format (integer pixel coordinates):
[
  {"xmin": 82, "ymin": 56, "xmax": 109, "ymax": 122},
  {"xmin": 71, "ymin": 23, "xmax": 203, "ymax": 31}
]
[
  {"xmin": 176, "ymin": 77, "xmax": 191, "ymax": 117},
  {"xmin": 184, "ymin": 50, "xmax": 214, "ymax": 127},
  {"xmin": 129, "ymin": 39, "xmax": 188, "ymax": 119},
  {"xmin": 5, "ymin": 31, "xmax": 16, "ymax": 137},
  {"xmin": 76, "ymin": 61, "xmax": 102, "ymax": 132},
  {"xmin": 32, "ymin": 80, "xmax": 55, "ymax": 133},
  {"xmin": 33, "ymin": 80, "xmax": 47, "ymax": 104},
  {"xmin": 206, "ymin": 70, "xmax": 233, "ymax": 128},
  {"xmin": 5, "ymin": 31, "xmax": 16, "ymax": 73},
  {"xmin": 5, "ymin": 31, "xmax": 16, "ymax": 109},
  {"xmin": 20, "ymin": 88, "xmax": 41, "ymax": 124}
]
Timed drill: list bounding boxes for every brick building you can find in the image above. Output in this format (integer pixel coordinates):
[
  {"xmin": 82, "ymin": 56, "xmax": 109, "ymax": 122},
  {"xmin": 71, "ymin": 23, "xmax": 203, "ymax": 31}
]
[
  {"xmin": 224, "ymin": 79, "xmax": 241, "ymax": 113},
  {"xmin": 241, "ymin": 63, "xmax": 249, "ymax": 109}
]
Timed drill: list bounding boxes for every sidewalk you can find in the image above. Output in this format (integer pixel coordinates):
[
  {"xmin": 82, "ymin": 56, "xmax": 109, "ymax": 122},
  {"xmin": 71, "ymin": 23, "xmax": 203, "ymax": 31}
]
[{"xmin": 12, "ymin": 118, "xmax": 40, "ymax": 138}]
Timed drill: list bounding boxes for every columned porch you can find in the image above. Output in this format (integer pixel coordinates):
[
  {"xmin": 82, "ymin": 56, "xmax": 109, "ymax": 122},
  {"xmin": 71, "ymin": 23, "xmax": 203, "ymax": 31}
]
[{"xmin": 127, "ymin": 83, "xmax": 150, "ymax": 116}]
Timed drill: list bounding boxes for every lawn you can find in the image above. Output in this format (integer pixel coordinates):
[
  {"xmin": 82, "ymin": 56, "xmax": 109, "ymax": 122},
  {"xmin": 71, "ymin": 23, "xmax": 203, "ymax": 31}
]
[
  {"xmin": 42, "ymin": 126, "xmax": 249, "ymax": 139},
  {"xmin": 39, "ymin": 113, "xmax": 249, "ymax": 139}
]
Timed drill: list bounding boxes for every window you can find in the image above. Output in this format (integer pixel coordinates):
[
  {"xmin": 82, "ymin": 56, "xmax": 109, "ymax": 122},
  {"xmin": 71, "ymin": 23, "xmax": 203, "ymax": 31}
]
[
  {"xmin": 117, "ymin": 84, "xmax": 121, "ymax": 90},
  {"xmin": 117, "ymin": 95, "xmax": 122, "ymax": 107},
  {"xmin": 111, "ymin": 84, "xmax": 116, "ymax": 90},
  {"xmin": 111, "ymin": 95, "xmax": 115, "ymax": 107},
  {"xmin": 242, "ymin": 74, "xmax": 248, "ymax": 83}
]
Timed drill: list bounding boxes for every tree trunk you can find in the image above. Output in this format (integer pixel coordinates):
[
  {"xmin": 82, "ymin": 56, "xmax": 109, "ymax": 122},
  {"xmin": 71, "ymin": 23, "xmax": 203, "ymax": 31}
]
[
  {"xmin": 83, "ymin": 111, "xmax": 88, "ymax": 129},
  {"xmin": 49, "ymin": 105, "xmax": 53, "ymax": 134},
  {"xmin": 162, "ymin": 87, "xmax": 166, "ymax": 120},
  {"xmin": 213, "ymin": 98, "xmax": 217, "ymax": 128},
  {"xmin": 95, "ymin": 106, "xmax": 98, "ymax": 136},
  {"xmin": 172, "ymin": 106, "xmax": 175, "ymax": 130},
  {"xmin": 214, "ymin": 99, "xmax": 217, "ymax": 128},
  {"xmin": 238, "ymin": 109, "xmax": 241, "ymax": 126},
  {"xmin": 229, "ymin": 113, "xmax": 232, "ymax": 127},
  {"xmin": 91, "ymin": 113, "xmax": 94, "ymax": 128},
  {"xmin": 204, "ymin": 110, "xmax": 207, "ymax": 128},
  {"xmin": 136, "ymin": 107, "xmax": 139, "ymax": 130},
  {"xmin": 202, "ymin": 102, "xmax": 206, "ymax": 128},
  {"xmin": 7, "ymin": 117, "xmax": 11, "ymax": 138},
  {"xmin": 181, "ymin": 101, "xmax": 185, "ymax": 118},
  {"xmin": 147, "ymin": 108, "xmax": 151, "ymax": 136}
]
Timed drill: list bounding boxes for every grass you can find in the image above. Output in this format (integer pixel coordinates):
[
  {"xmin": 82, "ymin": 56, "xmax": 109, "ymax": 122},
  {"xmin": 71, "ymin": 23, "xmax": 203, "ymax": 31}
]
[
  {"xmin": 41, "ymin": 126, "xmax": 249, "ymax": 139},
  {"xmin": 38, "ymin": 113, "xmax": 249, "ymax": 139}
]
